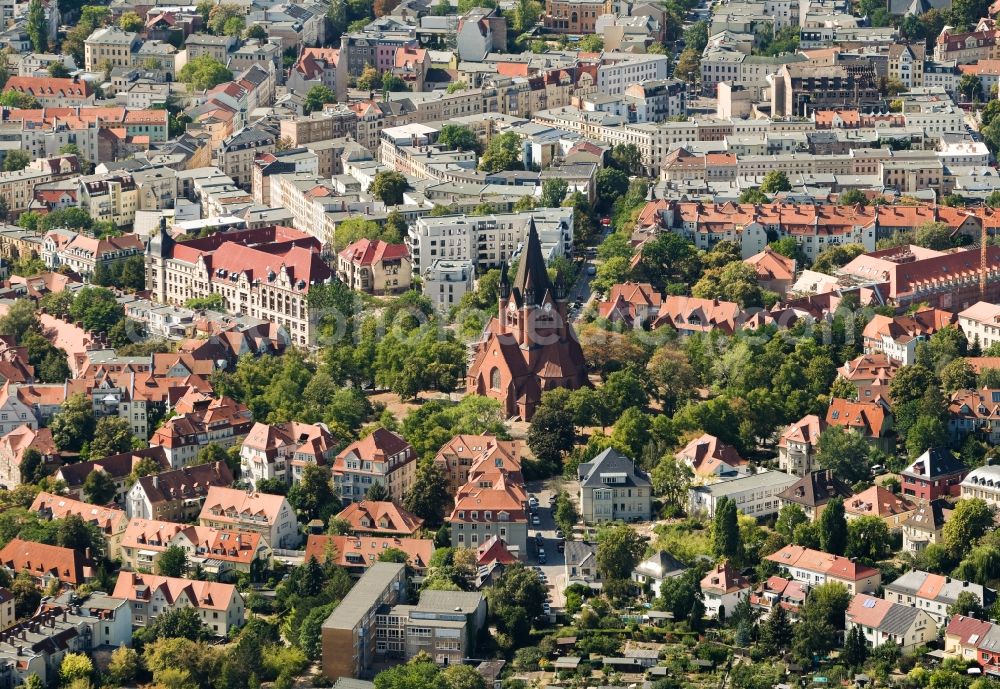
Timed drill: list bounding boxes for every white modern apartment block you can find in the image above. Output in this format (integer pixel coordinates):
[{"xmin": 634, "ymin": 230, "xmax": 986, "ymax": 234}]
[
  {"xmin": 423, "ymin": 259, "xmax": 475, "ymax": 312},
  {"xmin": 597, "ymin": 53, "xmax": 670, "ymax": 95},
  {"xmin": 958, "ymin": 302, "xmax": 1000, "ymax": 350},
  {"xmin": 407, "ymin": 208, "xmax": 573, "ymax": 274}
]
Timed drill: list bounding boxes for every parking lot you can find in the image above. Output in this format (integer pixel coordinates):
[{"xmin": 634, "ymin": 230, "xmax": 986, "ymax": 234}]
[{"xmin": 525, "ymin": 487, "xmax": 568, "ymax": 612}]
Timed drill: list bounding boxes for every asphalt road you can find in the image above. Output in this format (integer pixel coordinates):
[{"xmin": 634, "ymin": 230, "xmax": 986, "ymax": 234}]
[{"xmin": 525, "ymin": 487, "xmax": 568, "ymax": 612}]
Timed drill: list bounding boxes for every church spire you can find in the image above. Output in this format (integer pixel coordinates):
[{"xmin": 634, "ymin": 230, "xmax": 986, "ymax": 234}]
[{"xmin": 512, "ymin": 217, "xmax": 553, "ymax": 307}]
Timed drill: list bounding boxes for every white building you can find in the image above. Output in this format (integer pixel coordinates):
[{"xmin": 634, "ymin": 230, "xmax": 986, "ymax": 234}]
[
  {"xmin": 846, "ymin": 594, "xmax": 936, "ymax": 653},
  {"xmin": 960, "ymin": 465, "xmax": 1000, "ymax": 507},
  {"xmin": 958, "ymin": 301, "xmax": 1000, "ymax": 350},
  {"xmin": 112, "ymin": 572, "xmax": 245, "ymax": 636},
  {"xmin": 199, "ymin": 486, "xmax": 300, "ymax": 549},
  {"xmin": 884, "ymin": 570, "xmax": 996, "ymax": 626},
  {"xmin": 687, "ymin": 470, "xmax": 797, "ymax": 519},
  {"xmin": 423, "ymin": 259, "xmax": 475, "ymax": 312},
  {"xmin": 597, "ymin": 53, "xmax": 670, "ymax": 95}
]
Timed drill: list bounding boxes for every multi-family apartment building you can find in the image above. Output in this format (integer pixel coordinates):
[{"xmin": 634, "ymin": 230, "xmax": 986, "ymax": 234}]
[
  {"xmin": 125, "ymin": 460, "xmax": 235, "ymax": 521},
  {"xmin": 767, "ymin": 545, "xmax": 882, "ymax": 594},
  {"xmin": 112, "ymin": 572, "xmax": 244, "ymax": 635},
  {"xmin": 846, "ymin": 594, "xmax": 936, "ymax": 653},
  {"xmin": 423, "ymin": 259, "xmax": 475, "ymax": 312},
  {"xmin": 885, "ymin": 570, "xmax": 996, "ymax": 626},
  {"xmin": 198, "ymin": 486, "xmax": 300, "ymax": 548},
  {"xmin": 240, "ymin": 421, "xmax": 337, "ymax": 488},
  {"xmin": 30, "ymin": 492, "xmax": 128, "ymax": 559},
  {"xmin": 146, "ymin": 223, "xmax": 333, "ymax": 347},
  {"xmin": 337, "ymin": 239, "xmax": 411, "ymax": 295},
  {"xmin": 4, "ymin": 76, "xmax": 94, "ymax": 108},
  {"xmin": 577, "ymin": 448, "xmax": 652, "ymax": 523},
  {"xmin": 84, "ymin": 27, "xmax": 140, "ymax": 71},
  {"xmin": 120, "ymin": 518, "xmax": 271, "ymax": 578},
  {"xmin": 542, "ymin": 0, "xmax": 614, "ymax": 33},
  {"xmin": 331, "ymin": 429, "xmax": 417, "ymax": 504},
  {"xmin": 218, "ymin": 126, "xmax": 276, "ymax": 190},
  {"xmin": 149, "ymin": 395, "xmax": 253, "ymax": 468}
]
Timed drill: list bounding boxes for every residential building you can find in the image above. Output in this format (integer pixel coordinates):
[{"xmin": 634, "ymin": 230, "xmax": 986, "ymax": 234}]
[
  {"xmin": 675, "ymin": 433, "xmax": 747, "ymax": 479},
  {"xmin": 945, "ymin": 615, "xmax": 995, "ymax": 662},
  {"xmin": 146, "ymin": 223, "xmax": 334, "ymax": 347},
  {"xmin": 846, "ymin": 594, "xmax": 936, "ymax": 653},
  {"xmin": 112, "ymin": 572, "xmax": 244, "ymax": 635},
  {"xmin": 4, "ymin": 76, "xmax": 94, "ymax": 107},
  {"xmin": 947, "ymin": 387, "xmax": 1000, "ymax": 443},
  {"xmin": 30, "ymin": 492, "xmax": 128, "ymax": 559},
  {"xmin": 331, "ymin": 428, "xmax": 417, "ymax": 504},
  {"xmin": 688, "ymin": 470, "xmax": 798, "ymax": 519},
  {"xmin": 149, "ymin": 396, "xmax": 254, "ymax": 468},
  {"xmin": 777, "ymin": 469, "xmax": 853, "ymax": 521},
  {"xmin": 651, "ymin": 296, "xmax": 744, "ymax": 334},
  {"xmin": 900, "ymin": 448, "xmax": 968, "ymax": 501},
  {"xmin": 778, "ymin": 415, "xmax": 826, "ymax": 476},
  {"xmin": 448, "ymin": 465, "xmax": 529, "ymax": 556},
  {"xmin": 771, "ymin": 61, "xmax": 881, "ymax": 117},
  {"xmin": 218, "ymin": 126, "xmax": 276, "ymax": 190},
  {"xmin": 596, "ymin": 282, "xmax": 662, "ymax": 327},
  {"xmin": 120, "ymin": 518, "xmax": 271, "ymax": 579},
  {"xmin": 337, "ymin": 239, "xmax": 411, "ymax": 295},
  {"xmin": 888, "ymin": 43, "xmax": 926, "ymax": 89},
  {"xmin": 240, "ymin": 421, "xmax": 337, "ymax": 489},
  {"xmin": 0, "ymin": 595, "xmax": 132, "ymax": 687},
  {"xmin": 825, "ymin": 398, "xmax": 894, "ymax": 452},
  {"xmin": 432, "ymin": 434, "xmax": 522, "ymax": 495},
  {"xmin": 745, "ymin": 246, "xmax": 796, "ymax": 295},
  {"xmin": 564, "ymin": 540, "xmax": 600, "ymax": 588},
  {"xmin": 466, "ymin": 220, "xmax": 587, "ymax": 421},
  {"xmin": 577, "ymin": 448, "xmax": 652, "ymax": 523},
  {"xmin": 902, "ymin": 498, "xmax": 951, "ymax": 553},
  {"xmin": 748, "ymin": 576, "xmax": 810, "ymax": 619},
  {"xmin": 423, "ymin": 259, "xmax": 475, "ymax": 312},
  {"xmin": 304, "ymin": 534, "xmax": 434, "ymax": 575},
  {"xmin": 375, "ymin": 589, "xmax": 486, "ymax": 666},
  {"xmin": 199, "ymin": 486, "xmax": 300, "ymax": 549},
  {"xmin": 53, "ymin": 448, "xmax": 171, "ymax": 504},
  {"xmin": 960, "ymin": 464, "xmax": 1000, "ymax": 507},
  {"xmin": 84, "ymin": 27, "xmax": 140, "ymax": 71},
  {"xmin": 632, "ymin": 551, "xmax": 687, "ymax": 592},
  {"xmin": 126, "ymin": 460, "xmax": 235, "ymax": 521},
  {"xmin": 766, "ymin": 544, "xmax": 882, "ymax": 594},
  {"xmin": 0, "ymin": 538, "xmax": 96, "ymax": 588},
  {"xmin": 47, "ymin": 232, "xmax": 144, "ymax": 279},
  {"xmin": 838, "ymin": 352, "xmax": 898, "ymax": 403},
  {"xmin": 700, "ymin": 562, "xmax": 750, "ymax": 619},
  {"xmin": 0, "ymin": 425, "xmax": 58, "ymax": 490},
  {"xmin": 320, "ymin": 562, "xmax": 407, "ymax": 680},
  {"xmin": 885, "ymin": 570, "xmax": 996, "ymax": 626},
  {"xmin": 958, "ymin": 301, "xmax": 1000, "ymax": 350},
  {"xmin": 845, "ymin": 485, "xmax": 916, "ymax": 531},
  {"xmin": 333, "ymin": 501, "xmax": 424, "ymax": 537},
  {"xmin": 862, "ymin": 308, "xmax": 956, "ymax": 365}
]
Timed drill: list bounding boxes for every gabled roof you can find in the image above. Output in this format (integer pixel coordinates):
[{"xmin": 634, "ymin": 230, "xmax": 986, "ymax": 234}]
[
  {"xmin": 904, "ymin": 498, "xmax": 952, "ymax": 532},
  {"xmin": 303, "ymin": 534, "xmax": 433, "ymax": 570},
  {"xmin": 31, "ymin": 492, "xmax": 126, "ymax": 533},
  {"xmin": 901, "ymin": 448, "xmax": 967, "ymax": 480},
  {"xmin": 778, "ymin": 469, "xmax": 852, "ymax": 508},
  {"xmin": 112, "ymin": 571, "xmax": 239, "ymax": 611},
  {"xmin": 0, "ymin": 538, "xmax": 94, "ymax": 584},
  {"xmin": 847, "ymin": 594, "xmax": 926, "ymax": 635},
  {"xmin": 766, "ymin": 545, "xmax": 879, "ymax": 581},
  {"xmin": 334, "ymin": 501, "xmax": 424, "ymax": 536},
  {"xmin": 845, "ymin": 485, "xmax": 915, "ymax": 519},
  {"xmin": 779, "ymin": 414, "xmax": 826, "ymax": 448},
  {"xmin": 700, "ymin": 561, "xmax": 749, "ymax": 594},
  {"xmin": 134, "ymin": 461, "xmax": 234, "ymax": 505},
  {"xmin": 676, "ymin": 433, "xmax": 745, "ymax": 476}
]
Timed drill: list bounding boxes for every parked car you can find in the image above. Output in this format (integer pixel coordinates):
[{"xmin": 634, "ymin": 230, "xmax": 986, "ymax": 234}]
[
  {"xmin": 535, "ymin": 532, "xmax": 544, "ymax": 543},
  {"xmin": 532, "ymin": 514, "xmax": 541, "ymax": 526}
]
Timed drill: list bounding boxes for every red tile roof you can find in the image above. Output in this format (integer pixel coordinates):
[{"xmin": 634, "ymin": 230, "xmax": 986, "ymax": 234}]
[{"xmin": 338, "ymin": 239, "xmax": 409, "ymax": 266}]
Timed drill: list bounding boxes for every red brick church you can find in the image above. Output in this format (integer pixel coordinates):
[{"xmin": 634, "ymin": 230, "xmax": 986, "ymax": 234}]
[{"xmin": 466, "ymin": 219, "xmax": 588, "ymax": 420}]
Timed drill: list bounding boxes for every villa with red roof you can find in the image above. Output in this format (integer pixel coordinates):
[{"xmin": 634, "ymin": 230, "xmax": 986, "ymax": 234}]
[
  {"xmin": 862, "ymin": 308, "xmax": 956, "ymax": 366},
  {"xmin": 745, "ymin": 247, "xmax": 796, "ymax": 295},
  {"xmin": 240, "ymin": 420, "xmax": 337, "ymax": 489},
  {"xmin": 676, "ymin": 433, "xmax": 747, "ymax": 479},
  {"xmin": 700, "ymin": 562, "xmax": 750, "ymax": 618},
  {"xmin": 596, "ymin": 282, "xmax": 662, "ymax": 326},
  {"xmin": 336, "ymin": 239, "xmax": 411, "ymax": 295},
  {"xmin": 845, "ymin": 485, "xmax": 916, "ymax": 531},
  {"xmin": 199, "ymin": 486, "xmax": 300, "ymax": 549},
  {"xmin": 303, "ymin": 533, "xmax": 434, "ymax": 574},
  {"xmin": 5, "ymin": 76, "xmax": 95, "ymax": 108},
  {"xmin": 332, "ymin": 428, "xmax": 416, "ymax": 505},
  {"xmin": 0, "ymin": 538, "xmax": 96, "ymax": 588},
  {"xmin": 766, "ymin": 544, "xmax": 881, "ymax": 594},
  {"xmin": 825, "ymin": 398, "xmax": 893, "ymax": 452},
  {"xmin": 778, "ymin": 414, "xmax": 826, "ymax": 476},
  {"xmin": 31, "ymin": 492, "xmax": 127, "ymax": 558},
  {"xmin": 334, "ymin": 501, "xmax": 424, "ymax": 537}
]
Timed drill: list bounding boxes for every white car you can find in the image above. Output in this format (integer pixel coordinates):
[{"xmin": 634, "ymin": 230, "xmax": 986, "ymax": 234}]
[
  {"xmin": 542, "ymin": 602, "xmax": 551, "ymax": 614},
  {"xmin": 532, "ymin": 514, "xmax": 541, "ymax": 525}
]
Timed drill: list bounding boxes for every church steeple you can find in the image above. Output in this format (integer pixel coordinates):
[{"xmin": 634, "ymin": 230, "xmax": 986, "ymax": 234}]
[{"xmin": 512, "ymin": 217, "xmax": 553, "ymax": 308}]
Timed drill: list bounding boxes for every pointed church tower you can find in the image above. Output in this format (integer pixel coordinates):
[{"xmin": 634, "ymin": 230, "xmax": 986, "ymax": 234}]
[{"xmin": 468, "ymin": 215, "xmax": 588, "ymax": 421}]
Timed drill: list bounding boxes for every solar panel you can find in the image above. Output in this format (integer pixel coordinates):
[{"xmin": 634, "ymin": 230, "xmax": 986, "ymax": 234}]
[{"xmin": 863, "ymin": 599, "xmax": 876, "ymax": 608}]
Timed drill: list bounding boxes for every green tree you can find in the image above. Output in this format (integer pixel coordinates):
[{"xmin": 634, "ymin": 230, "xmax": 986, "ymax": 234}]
[
  {"xmin": 738, "ymin": 187, "xmax": 768, "ymax": 204},
  {"xmin": 760, "ymin": 170, "xmax": 791, "ymax": 193},
  {"xmin": 540, "ymin": 178, "xmax": 569, "ymax": 207},
  {"xmin": 915, "ymin": 221, "xmax": 956, "ymax": 250},
  {"xmin": 24, "ymin": 675, "xmax": 44, "ymax": 689},
  {"xmin": 140, "ymin": 608, "xmax": 210, "ymax": 642},
  {"xmin": 596, "ymin": 523, "xmax": 646, "ymax": 598},
  {"xmin": 178, "ymin": 55, "xmax": 233, "ymax": 90},
  {"xmin": 51, "ymin": 394, "xmax": 96, "ymax": 453},
  {"xmin": 950, "ymin": 590, "xmax": 987, "ymax": 619},
  {"xmin": 26, "ymin": 0, "xmax": 48, "ymax": 53},
  {"xmin": 437, "ymin": 124, "xmax": 478, "ymax": 152},
  {"xmin": 485, "ymin": 563, "xmax": 546, "ymax": 640},
  {"xmin": 812, "ymin": 243, "xmax": 865, "ymax": 274},
  {"xmin": 82, "ymin": 469, "xmax": 116, "ymax": 504},
  {"xmin": 818, "ymin": 497, "xmax": 847, "ymax": 556},
  {"xmin": 119, "ymin": 10, "xmax": 143, "ymax": 31},
  {"xmin": 712, "ymin": 497, "xmax": 741, "ymax": 561},
  {"xmin": 59, "ymin": 654, "xmax": 92, "ymax": 685},
  {"xmin": 70, "ymin": 286, "xmax": 123, "ymax": 334},
  {"xmin": 554, "ymin": 490, "xmax": 578, "ymax": 535},
  {"xmin": 838, "ymin": 188, "xmax": 867, "ymax": 206},
  {"xmin": 673, "ymin": 48, "xmax": 700, "ymax": 83},
  {"xmin": 846, "ymin": 515, "xmax": 890, "ymax": 561},
  {"xmin": 368, "ymin": 171, "xmax": 408, "ymax": 205},
  {"xmin": 609, "ymin": 143, "xmax": 643, "ymax": 176},
  {"xmin": 595, "ymin": 168, "xmax": 629, "ymax": 211},
  {"xmin": 304, "ymin": 85, "xmax": 336, "ymax": 114},
  {"xmin": 288, "ymin": 464, "xmax": 339, "ymax": 523},
  {"xmin": 527, "ymin": 401, "xmax": 575, "ymax": 468},
  {"xmin": 692, "ymin": 261, "xmax": 763, "ymax": 307},
  {"xmin": 775, "ymin": 503, "xmax": 808, "ymax": 541},
  {"xmin": 0, "ymin": 90, "xmax": 40, "ymax": 108},
  {"xmin": 578, "ymin": 34, "xmax": 603, "ymax": 51},
  {"xmin": 157, "ymin": 545, "xmax": 189, "ymax": 577},
  {"xmin": 651, "ymin": 455, "xmax": 692, "ymax": 512},
  {"xmin": 403, "ymin": 461, "xmax": 450, "ymax": 527},
  {"xmin": 89, "ymin": 416, "xmax": 134, "ymax": 458},
  {"xmin": 327, "ymin": 0, "xmax": 347, "ymax": 40},
  {"xmin": 943, "ymin": 498, "xmax": 995, "ymax": 560},
  {"xmin": 959, "ymin": 73, "xmax": 984, "ymax": 102},
  {"xmin": 106, "ymin": 647, "xmax": 139, "ymax": 687},
  {"xmin": 479, "ymin": 131, "xmax": 523, "ymax": 172},
  {"xmin": 815, "ymin": 426, "xmax": 872, "ymax": 484},
  {"xmin": 941, "ymin": 358, "xmax": 977, "ymax": 393},
  {"xmin": 844, "ymin": 626, "xmax": 868, "ymax": 668}
]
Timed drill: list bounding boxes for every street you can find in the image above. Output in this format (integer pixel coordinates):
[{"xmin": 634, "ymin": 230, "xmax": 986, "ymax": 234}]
[{"xmin": 524, "ymin": 485, "xmax": 570, "ymax": 612}]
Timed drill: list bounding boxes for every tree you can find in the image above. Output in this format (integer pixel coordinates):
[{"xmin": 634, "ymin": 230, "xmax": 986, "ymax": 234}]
[
  {"xmin": 768, "ymin": 236, "xmax": 805, "ymax": 263},
  {"xmin": 24, "ymin": 675, "xmax": 44, "ymax": 689},
  {"xmin": 761, "ymin": 603, "xmax": 792, "ymax": 653},
  {"xmin": 960, "ymin": 73, "xmax": 984, "ymax": 102},
  {"xmin": 178, "ymin": 55, "xmax": 233, "ymax": 90},
  {"xmin": 818, "ymin": 497, "xmax": 848, "ymax": 556},
  {"xmin": 673, "ymin": 48, "xmax": 700, "ymax": 83},
  {"xmin": 815, "ymin": 426, "xmax": 872, "ymax": 484},
  {"xmin": 2, "ymin": 150, "xmax": 28, "ymax": 173},
  {"xmin": 527, "ymin": 403, "xmax": 575, "ymax": 467},
  {"xmin": 304, "ymin": 85, "xmax": 336, "ymax": 114},
  {"xmin": 288, "ymin": 464, "xmax": 339, "ymax": 523},
  {"xmin": 554, "ymin": 490, "xmax": 578, "ymax": 535},
  {"xmin": 486, "ymin": 563, "xmax": 546, "ymax": 640},
  {"xmin": 403, "ymin": 461, "xmax": 450, "ymax": 527},
  {"xmin": 915, "ymin": 221, "xmax": 956, "ymax": 250},
  {"xmin": 838, "ymin": 188, "xmax": 866, "ymax": 206},
  {"xmin": 369, "ymin": 171, "xmax": 408, "ymax": 205},
  {"xmin": 609, "ymin": 143, "xmax": 643, "ymax": 176},
  {"xmin": 366, "ymin": 482, "xmax": 390, "ymax": 501},
  {"xmin": 382, "ymin": 74, "xmax": 409, "ymax": 92},
  {"xmin": 578, "ymin": 34, "xmax": 603, "ymax": 51},
  {"xmin": 357, "ymin": 64, "xmax": 382, "ymax": 90},
  {"xmin": 540, "ymin": 178, "xmax": 569, "ymax": 208},
  {"xmin": 245, "ymin": 23, "xmax": 267, "ymax": 40},
  {"xmin": 26, "ymin": 0, "xmax": 47, "ymax": 53},
  {"xmin": 82, "ymin": 469, "xmax": 116, "ymax": 504},
  {"xmin": 51, "ymin": 394, "xmax": 96, "ymax": 453},
  {"xmin": 775, "ymin": 503, "xmax": 808, "ymax": 541},
  {"xmin": 441, "ymin": 664, "xmax": 486, "ymax": 689},
  {"xmin": 510, "ymin": 0, "xmax": 541, "ymax": 34},
  {"xmin": 327, "ymin": 0, "xmax": 347, "ymax": 40},
  {"xmin": 141, "ymin": 607, "xmax": 210, "ymax": 642},
  {"xmin": 812, "ymin": 243, "xmax": 865, "ymax": 274},
  {"xmin": 943, "ymin": 498, "xmax": 995, "ymax": 560},
  {"xmin": 107, "ymin": 647, "xmax": 139, "ymax": 687},
  {"xmin": 712, "ymin": 497, "xmax": 741, "ymax": 561},
  {"xmin": 906, "ymin": 415, "xmax": 949, "ymax": 458},
  {"xmin": 157, "ymin": 545, "xmax": 188, "ymax": 577},
  {"xmin": 374, "ymin": 0, "xmax": 401, "ymax": 15},
  {"xmin": 739, "ymin": 187, "xmax": 769, "ymax": 204},
  {"xmin": 437, "ymin": 124, "xmax": 478, "ymax": 152},
  {"xmin": 70, "ymin": 287, "xmax": 123, "ymax": 335},
  {"xmin": 19, "ymin": 447, "xmax": 44, "ymax": 485},
  {"xmin": 941, "ymin": 358, "xmax": 977, "ymax": 393},
  {"xmin": 479, "ymin": 132, "xmax": 523, "ymax": 172},
  {"xmin": 692, "ymin": 262, "xmax": 763, "ymax": 308},
  {"xmin": 595, "ymin": 168, "xmax": 629, "ymax": 210},
  {"xmin": 760, "ymin": 170, "xmax": 791, "ymax": 193},
  {"xmin": 11, "ymin": 570, "xmax": 40, "ymax": 618},
  {"xmin": 206, "ymin": 3, "xmax": 243, "ymax": 33},
  {"xmin": 0, "ymin": 90, "xmax": 40, "ymax": 109},
  {"xmin": 846, "ymin": 515, "xmax": 890, "ymax": 561},
  {"xmin": 651, "ymin": 455, "xmax": 692, "ymax": 512},
  {"xmin": 646, "ymin": 347, "xmax": 697, "ymax": 414},
  {"xmin": 90, "ymin": 416, "xmax": 134, "ymax": 458},
  {"xmin": 118, "ymin": 10, "xmax": 143, "ymax": 31},
  {"xmin": 950, "ymin": 590, "xmax": 987, "ymax": 619},
  {"xmin": 59, "ymin": 654, "xmax": 93, "ymax": 685},
  {"xmin": 596, "ymin": 523, "xmax": 646, "ymax": 597},
  {"xmin": 844, "ymin": 626, "xmax": 868, "ymax": 668}
]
